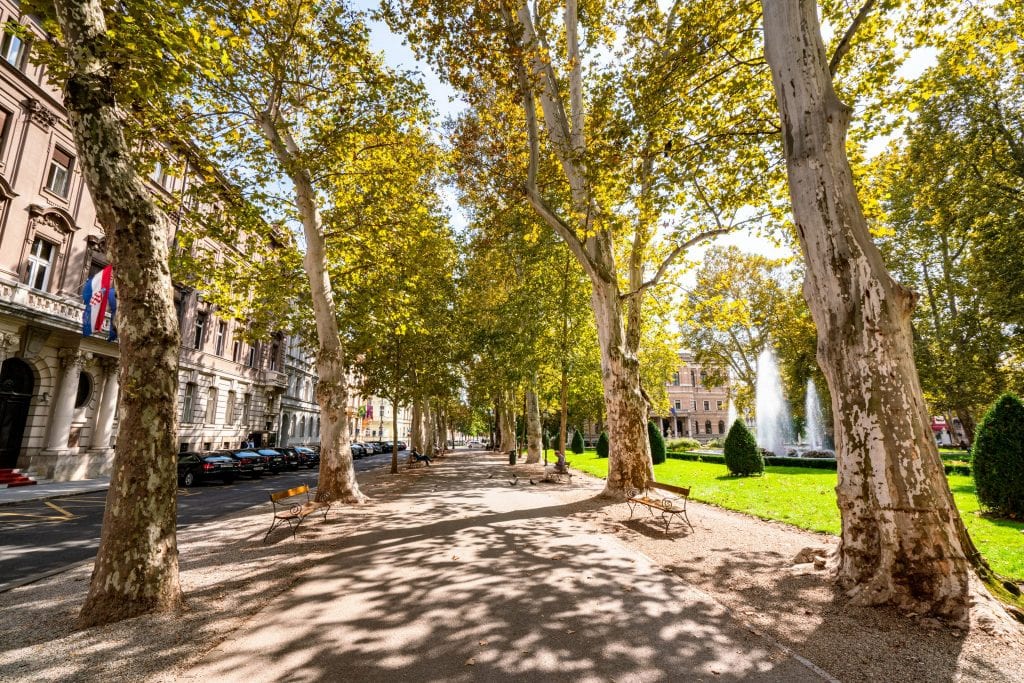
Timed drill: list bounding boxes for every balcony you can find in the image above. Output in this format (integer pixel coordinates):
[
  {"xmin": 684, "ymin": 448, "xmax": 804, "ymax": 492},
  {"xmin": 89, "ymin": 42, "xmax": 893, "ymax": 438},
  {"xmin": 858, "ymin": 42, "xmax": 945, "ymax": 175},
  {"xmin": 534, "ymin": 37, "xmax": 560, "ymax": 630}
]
[{"xmin": 261, "ymin": 369, "xmax": 288, "ymax": 389}]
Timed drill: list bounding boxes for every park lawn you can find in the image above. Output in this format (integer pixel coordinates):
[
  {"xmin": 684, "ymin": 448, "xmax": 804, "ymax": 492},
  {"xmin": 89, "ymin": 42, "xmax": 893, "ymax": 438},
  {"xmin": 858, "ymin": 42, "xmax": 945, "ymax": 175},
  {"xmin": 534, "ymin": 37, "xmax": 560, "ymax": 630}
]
[{"xmin": 563, "ymin": 451, "xmax": 1024, "ymax": 580}]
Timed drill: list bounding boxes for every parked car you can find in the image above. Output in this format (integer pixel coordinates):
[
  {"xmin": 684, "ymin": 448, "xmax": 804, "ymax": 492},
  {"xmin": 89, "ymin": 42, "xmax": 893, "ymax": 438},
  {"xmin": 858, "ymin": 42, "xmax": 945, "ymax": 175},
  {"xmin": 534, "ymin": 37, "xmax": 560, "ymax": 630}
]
[
  {"xmin": 295, "ymin": 446, "xmax": 319, "ymax": 467},
  {"xmin": 229, "ymin": 449, "xmax": 268, "ymax": 478},
  {"xmin": 177, "ymin": 451, "xmax": 240, "ymax": 487},
  {"xmin": 466, "ymin": 440, "xmax": 482, "ymax": 449},
  {"xmin": 271, "ymin": 447, "xmax": 301, "ymax": 471},
  {"xmin": 257, "ymin": 448, "xmax": 288, "ymax": 473},
  {"xmin": 396, "ymin": 441, "xmax": 408, "ymax": 451},
  {"xmin": 349, "ymin": 443, "xmax": 365, "ymax": 459}
]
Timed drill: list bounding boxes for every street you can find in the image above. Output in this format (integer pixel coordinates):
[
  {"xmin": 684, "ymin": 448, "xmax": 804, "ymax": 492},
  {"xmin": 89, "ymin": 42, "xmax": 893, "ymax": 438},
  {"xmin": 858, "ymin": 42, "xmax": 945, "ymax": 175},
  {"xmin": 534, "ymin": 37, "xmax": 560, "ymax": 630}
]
[{"xmin": 0, "ymin": 451, "xmax": 399, "ymax": 592}]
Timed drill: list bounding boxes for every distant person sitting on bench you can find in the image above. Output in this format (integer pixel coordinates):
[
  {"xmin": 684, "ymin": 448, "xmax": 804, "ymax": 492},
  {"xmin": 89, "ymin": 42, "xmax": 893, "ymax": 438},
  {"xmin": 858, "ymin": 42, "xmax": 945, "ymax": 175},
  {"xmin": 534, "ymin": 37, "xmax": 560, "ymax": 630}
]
[
  {"xmin": 411, "ymin": 449, "xmax": 432, "ymax": 466},
  {"xmin": 553, "ymin": 451, "xmax": 568, "ymax": 474}
]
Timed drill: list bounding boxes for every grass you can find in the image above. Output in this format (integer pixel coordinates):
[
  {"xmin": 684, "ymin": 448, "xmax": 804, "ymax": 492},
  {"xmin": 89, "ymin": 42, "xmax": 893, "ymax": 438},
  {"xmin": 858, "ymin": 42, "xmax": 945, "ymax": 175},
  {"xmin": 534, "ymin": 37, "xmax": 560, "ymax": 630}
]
[{"xmin": 562, "ymin": 450, "xmax": 1024, "ymax": 581}]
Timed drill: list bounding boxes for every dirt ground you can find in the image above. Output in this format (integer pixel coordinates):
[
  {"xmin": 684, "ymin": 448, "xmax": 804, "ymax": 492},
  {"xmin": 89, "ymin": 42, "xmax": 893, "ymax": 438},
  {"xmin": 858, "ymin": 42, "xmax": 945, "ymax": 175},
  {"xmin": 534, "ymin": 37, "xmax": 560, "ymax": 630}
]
[{"xmin": 0, "ymin": 451, "xmax": 1021, "ymax": 682}]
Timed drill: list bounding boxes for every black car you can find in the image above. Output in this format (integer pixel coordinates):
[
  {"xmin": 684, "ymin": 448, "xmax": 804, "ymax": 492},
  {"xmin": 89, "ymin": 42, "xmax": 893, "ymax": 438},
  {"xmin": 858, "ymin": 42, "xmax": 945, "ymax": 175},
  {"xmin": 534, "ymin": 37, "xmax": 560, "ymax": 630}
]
[
  {"xmin": 294, "ymin": 446, "xmax": 319, "ymax": 468},
  {"xmin": 269, "ymin": 447, "xmax": 300, "ymax": 471},
  {"xmin": 396, "ymin": 441, "xmax": 408, "ymax": 451},
  {"xmin": 351, "ymin": 443, "xmax": 369, "ymax": 458},
  {"xmin": 229, "ymin": 449, "xmax": 268, "ymax": 478},
  {"xmin": 257, "ymin": 448, "xmax": 288, "ymax": 473},
  {"xmin": 177, "ymin": 451, "xmax": 239, "ymax": 487}
]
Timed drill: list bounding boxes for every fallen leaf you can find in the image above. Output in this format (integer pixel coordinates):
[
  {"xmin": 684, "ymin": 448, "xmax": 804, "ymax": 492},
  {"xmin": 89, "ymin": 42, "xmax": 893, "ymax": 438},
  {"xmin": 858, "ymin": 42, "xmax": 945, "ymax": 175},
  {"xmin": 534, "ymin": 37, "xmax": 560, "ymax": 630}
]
[
  {"xmin": 479, "ymin": 640, "xmax": 488, "ymax": 646},
  {"xmin": 464, "ymin": 658, "xmax": 476, "ymax": 666},
  {"xmin": 452, "ymin": 555, "xmax": 459, "ymax": 560}
]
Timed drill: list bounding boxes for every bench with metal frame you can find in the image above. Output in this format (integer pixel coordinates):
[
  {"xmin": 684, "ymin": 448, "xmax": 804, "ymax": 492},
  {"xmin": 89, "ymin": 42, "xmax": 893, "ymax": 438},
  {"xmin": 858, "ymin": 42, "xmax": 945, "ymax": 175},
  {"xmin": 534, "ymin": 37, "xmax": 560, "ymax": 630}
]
[
  {"xmin": 625, "ymin": 481, "xmax": 693, "ymax": 533},
  {"xmin": 264, "ymin": 484, "xmax": 331, "ymax": 542}
]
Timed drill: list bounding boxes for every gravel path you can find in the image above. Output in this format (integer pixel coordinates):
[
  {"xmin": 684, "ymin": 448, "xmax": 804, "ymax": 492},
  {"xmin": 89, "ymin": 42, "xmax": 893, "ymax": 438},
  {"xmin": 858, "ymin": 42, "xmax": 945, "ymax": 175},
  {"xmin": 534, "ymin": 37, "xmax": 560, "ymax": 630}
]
[
  {"xmin": 0, "ymin": 450, "xmax": 1020, "ymax": 682},
  {"xmin": 537, "ymin": 460, "xmax": 1024, "ymax": 683}
]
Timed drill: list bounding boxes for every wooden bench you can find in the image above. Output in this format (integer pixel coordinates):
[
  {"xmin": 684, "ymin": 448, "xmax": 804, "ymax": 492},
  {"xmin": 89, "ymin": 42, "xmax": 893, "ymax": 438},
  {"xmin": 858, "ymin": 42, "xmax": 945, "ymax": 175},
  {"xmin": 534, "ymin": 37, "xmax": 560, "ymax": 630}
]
[
  {"xmin": 264, "ymin": 484, "xmax": 331, "ymax": 542},
  {"xmin": 625, "ymin": 481, "xmax": 693, "ymax": 533}
]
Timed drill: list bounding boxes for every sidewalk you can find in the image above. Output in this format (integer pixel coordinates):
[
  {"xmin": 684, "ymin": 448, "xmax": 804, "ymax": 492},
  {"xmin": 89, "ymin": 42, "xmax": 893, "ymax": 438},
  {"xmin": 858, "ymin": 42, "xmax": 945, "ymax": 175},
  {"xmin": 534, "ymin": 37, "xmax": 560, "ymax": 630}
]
[
  {"xmin": 175, "ymin": 454, "xmax": 823, "ymax": 682},
  {"xmin": 0, "ymin": 475, "xmax": 109, "ymax": 506}
]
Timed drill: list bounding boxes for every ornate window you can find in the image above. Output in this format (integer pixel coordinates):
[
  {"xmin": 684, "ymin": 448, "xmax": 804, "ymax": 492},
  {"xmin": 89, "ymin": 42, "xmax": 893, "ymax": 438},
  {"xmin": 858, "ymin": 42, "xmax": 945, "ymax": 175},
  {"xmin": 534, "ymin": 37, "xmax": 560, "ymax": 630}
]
[
  {"xmin": 206, "ymin": 387, "xmax": 218, "ymax": 423},
  {"xmin": 45, "ymin": 148, "xmax": 73, "ymax": 197},
  {"xmin": 25, "ymin": 237, "xmax": 55, "ymax": 290},
  {"xmin": 226, "ymin": 390, "xmax": 236, "ymax": 423},
  {"xmin": 705, "ymin": 420, "xmax": 712, "ymax": 434},
  {"xmin": 182, "ymin": 382, "xmax": 196, "ymax": 423},
  {"xmin": 1, "ymin": 22, "xmax": 27, "ymax": 69},
  {"xmin": 242, "ymin": 393, "xmax": 252, "ymax": 424}
]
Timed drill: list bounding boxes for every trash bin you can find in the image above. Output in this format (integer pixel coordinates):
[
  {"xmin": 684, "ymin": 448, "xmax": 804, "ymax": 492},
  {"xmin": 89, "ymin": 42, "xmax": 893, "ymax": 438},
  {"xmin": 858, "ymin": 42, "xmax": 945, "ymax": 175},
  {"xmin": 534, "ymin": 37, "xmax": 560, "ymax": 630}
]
[{"xmin": 509, "ymin": 450, "xmax": 516, "ymax": 465}]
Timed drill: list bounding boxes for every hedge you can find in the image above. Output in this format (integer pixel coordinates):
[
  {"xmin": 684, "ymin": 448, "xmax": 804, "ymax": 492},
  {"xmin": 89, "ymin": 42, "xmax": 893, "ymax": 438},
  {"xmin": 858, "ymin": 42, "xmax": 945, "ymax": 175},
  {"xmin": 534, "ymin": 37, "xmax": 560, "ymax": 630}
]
[{"xmin": 664, "ymin": 450, "xmax": 971, "ymax": 475}]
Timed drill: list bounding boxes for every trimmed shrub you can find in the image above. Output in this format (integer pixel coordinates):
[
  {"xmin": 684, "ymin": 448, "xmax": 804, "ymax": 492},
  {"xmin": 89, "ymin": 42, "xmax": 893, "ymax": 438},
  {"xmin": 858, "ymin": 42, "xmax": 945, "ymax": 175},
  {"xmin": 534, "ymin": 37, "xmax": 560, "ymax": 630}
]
[
  {"xmin": 724, "ymin": 419, "xmax": 764, "ymax": 476},
  {"xmin": 704, "ymin": 438, "xmax": 725, "ymax": 448},
  {"xmin": 648, "ymin": 421, "xmax": 666, "ymax": 465},
  {"xmin": 596, "ymin": 431, "xmax": 609, "ymax": 458},
  {"xmin": 667, "ymin": 437, "xmax": 700, "ymax": 451},
  {"xmin": 570, "ymin": 429, "xmax": 585, "ymax": 454},
  {"xmin": 973, "ymin": 394, "xmax": 1024, "ymax": 517}
]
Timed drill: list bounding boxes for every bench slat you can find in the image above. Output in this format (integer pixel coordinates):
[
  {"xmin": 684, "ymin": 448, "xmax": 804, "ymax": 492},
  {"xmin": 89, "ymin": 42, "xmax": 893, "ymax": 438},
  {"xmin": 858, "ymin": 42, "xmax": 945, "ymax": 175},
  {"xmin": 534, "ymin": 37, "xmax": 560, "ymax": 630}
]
[
  {"xmin": 271, "ymin": 484, "xmax": 310, "ymax": 502},
  {"xmin": 650, "ymin": 482, "xmax": 690, "ymax": 497}
]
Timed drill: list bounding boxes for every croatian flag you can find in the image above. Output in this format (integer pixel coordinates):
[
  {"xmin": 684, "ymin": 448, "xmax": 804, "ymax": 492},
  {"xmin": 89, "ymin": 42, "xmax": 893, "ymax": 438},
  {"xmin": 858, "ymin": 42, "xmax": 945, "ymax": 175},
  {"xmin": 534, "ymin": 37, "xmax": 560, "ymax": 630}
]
[{"xmin": 82, "ymin": 265, "xmax": 117, "ymax": 341}]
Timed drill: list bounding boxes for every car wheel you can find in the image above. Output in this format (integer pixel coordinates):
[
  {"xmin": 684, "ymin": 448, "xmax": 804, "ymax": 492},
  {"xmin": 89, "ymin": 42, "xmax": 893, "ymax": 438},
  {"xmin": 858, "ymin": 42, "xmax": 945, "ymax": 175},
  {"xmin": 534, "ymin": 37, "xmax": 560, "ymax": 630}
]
[{"xmin": 183, "ymin": 471, "xmax": 196, "ymax": 487}]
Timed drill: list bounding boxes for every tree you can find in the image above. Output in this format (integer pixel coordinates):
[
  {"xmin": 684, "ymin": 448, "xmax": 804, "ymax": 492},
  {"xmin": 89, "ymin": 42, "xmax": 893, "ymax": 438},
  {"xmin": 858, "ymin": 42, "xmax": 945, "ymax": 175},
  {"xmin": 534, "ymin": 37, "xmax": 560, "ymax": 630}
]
[
  {"xmin": 570, "ymin": 429, "xmax": 585, "ymax": 454},
  {"xmin": 761, "ymin": 0, "xmax": 979, "ymax": 619},
  {"xmin": 972, "ymin": 394, "xmax": 1024, "ymax": 518},
  {"xmin": 680, "ymin": 246, "xmax": 818, "ymax": 413},
  {"xmin": 723, "ymin": 420, "xmax": 763, "ymax": 476},
  {"xmin": 34, "ymin": 0, "xmax": 203, "ymax": 626},
  {"xmin": 647, "ymin": 422, "xmax": 666, "ymax": 466},
  {"xmin": 337, "ymin": 125, "xmax": 455, "ymax": 474},
  {"xmin": 192, "ymin": 0, "xmax": 427, "ymax": 502},
  {"xmin": 874, "ymin": 6, "xmax": 1024, "ymax": 444},
  {"xmin": 387, "ymin": 0, "xmax": 776, "ymax": 496}
]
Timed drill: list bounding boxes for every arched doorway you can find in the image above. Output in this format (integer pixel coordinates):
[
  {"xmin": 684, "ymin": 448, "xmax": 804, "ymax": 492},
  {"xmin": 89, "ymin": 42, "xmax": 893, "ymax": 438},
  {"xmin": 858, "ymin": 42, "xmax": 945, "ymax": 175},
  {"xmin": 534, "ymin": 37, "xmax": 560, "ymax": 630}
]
[{"xmin": 0, "ymin": 358, "xmax": 34, "ymax": 468}]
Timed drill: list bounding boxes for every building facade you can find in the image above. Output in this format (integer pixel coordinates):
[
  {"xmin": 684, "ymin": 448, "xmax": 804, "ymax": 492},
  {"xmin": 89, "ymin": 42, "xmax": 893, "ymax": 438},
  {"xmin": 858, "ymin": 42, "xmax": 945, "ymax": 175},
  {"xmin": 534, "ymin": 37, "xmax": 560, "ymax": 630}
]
[
  {"xmin": 654, "ymin": 351, "xmax": 730, "ymax": 442},
  {"xmin": 0, "ymin": 8, "xmax": 309, "ymax": 479}
]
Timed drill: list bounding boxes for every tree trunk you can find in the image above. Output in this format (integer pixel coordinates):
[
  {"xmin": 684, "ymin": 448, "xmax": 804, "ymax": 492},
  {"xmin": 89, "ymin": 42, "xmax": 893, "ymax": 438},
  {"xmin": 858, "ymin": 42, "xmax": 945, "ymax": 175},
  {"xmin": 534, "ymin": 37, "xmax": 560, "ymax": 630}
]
[
  {"xmin": 254, "ymin": 116, "xmax": 361, "ymax": 504},
  {"xmin": 762, "ymin": 0, "xmax": 973, "ymax": 619},
  {"xmin": 53, "ymin": 0, "xmax": 182, "ymax": 628},
  {"xmin": 391, "ymin": 392, "xmax": 400, "ymax": 474},
  {"xmin": 953, "ymin": 407, "xmax": 975, "ymax": 447},
  {"xmin": 498, "ymin": 388, "xmax": 516, "ymax": 453},
  {"xmin": 591, "ymin": 277, "xmax": 653, "ymax": 497},
  {"xmin": 559, "ymin": 362, "xmax": 569, "ymax": 455},
  {"xmin": 525, "ymin": 385, "xmax": 542, "ymax": 463},
  {"xmin": 411, "ymin": 399, "xmax": 425, "ymax": 452}
]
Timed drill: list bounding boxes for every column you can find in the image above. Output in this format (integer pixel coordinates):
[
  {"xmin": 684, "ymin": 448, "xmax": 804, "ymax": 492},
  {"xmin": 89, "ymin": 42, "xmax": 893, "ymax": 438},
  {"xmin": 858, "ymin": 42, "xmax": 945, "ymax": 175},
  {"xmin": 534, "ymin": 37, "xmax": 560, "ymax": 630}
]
[
  {"xmin": 90, "ymin": 357, "xmax": 119, "ymax": 451},
  {"xmin": 45, "ymin": 349, "xmax": 88, "ymax": 451}
]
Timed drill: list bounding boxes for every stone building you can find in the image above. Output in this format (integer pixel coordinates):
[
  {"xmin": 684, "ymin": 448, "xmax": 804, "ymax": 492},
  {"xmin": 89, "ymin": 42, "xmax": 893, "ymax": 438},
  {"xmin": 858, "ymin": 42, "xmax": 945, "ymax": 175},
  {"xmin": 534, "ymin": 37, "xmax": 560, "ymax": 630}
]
[
  {"xmin": 653, "ymin": 351, "xmax": 731, "ymax": 442},
  {"xmin": 0, "ymin": 8, "xmax": 305, "ymax": 479}
]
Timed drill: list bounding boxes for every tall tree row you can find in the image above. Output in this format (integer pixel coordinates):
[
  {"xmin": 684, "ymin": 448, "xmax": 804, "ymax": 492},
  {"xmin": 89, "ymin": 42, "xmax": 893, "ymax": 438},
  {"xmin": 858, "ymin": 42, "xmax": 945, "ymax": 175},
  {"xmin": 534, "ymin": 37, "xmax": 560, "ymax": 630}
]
[{"xmin": 388, "ymin": 0, "xmax": 775, "ymax": 494}]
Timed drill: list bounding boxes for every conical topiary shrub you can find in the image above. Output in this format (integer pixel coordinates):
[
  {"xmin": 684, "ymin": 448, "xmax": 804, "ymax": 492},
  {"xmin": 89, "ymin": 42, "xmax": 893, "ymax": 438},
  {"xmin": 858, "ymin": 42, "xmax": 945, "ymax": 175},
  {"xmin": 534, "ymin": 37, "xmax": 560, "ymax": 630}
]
[
  {"xmin": 596, "ymin": 431, "xmax": 609, "ymax": 458},
  {"xmin": 724, "ymin": 419, "xmax": 763, "ymax": 476},
  {"xmin": 570, "ymin": 429, "xmax": 585, "ymax": 454},
  {"xmin": 648, "ymin": 421, "xmax": 666, "ymax": 465},
  {"xmin": 973, "ymin": 393, "xmax": 1024, "ymax": 517}
]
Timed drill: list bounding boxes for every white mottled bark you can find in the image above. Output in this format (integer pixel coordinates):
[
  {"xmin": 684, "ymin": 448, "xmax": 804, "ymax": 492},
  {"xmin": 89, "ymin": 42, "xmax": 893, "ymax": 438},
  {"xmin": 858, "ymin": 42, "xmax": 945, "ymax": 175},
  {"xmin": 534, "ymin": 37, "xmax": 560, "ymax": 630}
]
[
  {"xmin": 762, "ymin": 0, "xmax": 972, "ymax": 619},
  {"xmin": 53, "ymin": 0, "xmax": 182, "ymax": 627},
  {"xmin": 525, "ymin": 386, "xmax": 542, "ymax": 463},
  {"xmin": 255, "ymin": 114, "xmax": 362, "ymax": 504}
]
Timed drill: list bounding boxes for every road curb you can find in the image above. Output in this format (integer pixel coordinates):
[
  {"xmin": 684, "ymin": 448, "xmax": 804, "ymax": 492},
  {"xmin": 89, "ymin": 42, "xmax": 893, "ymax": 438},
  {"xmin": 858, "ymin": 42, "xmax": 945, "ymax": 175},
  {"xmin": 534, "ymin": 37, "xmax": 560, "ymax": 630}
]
[{"xmin": 0, "ymin": 486, "xmax": 109, "ymax": 507}]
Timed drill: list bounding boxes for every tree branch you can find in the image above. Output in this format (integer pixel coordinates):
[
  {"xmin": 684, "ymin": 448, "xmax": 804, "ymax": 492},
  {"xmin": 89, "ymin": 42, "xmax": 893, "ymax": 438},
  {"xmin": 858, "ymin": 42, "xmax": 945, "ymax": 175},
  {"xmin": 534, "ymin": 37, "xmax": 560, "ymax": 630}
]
[
  {"xmin": 829, "ymin": 0, "xmax": 876, "ymax": 76},
  {"xmin": 622, "ymin": 227, "xmax": 731, "ymax": 300}
]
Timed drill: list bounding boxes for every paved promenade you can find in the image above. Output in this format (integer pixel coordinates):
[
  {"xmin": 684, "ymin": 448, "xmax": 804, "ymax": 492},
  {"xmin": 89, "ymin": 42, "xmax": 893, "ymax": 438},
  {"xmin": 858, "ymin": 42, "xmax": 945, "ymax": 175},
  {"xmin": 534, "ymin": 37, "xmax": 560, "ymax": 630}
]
[{"xmin": 177, "ymin": 453, "xmax": 823, "ymax": 682}]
